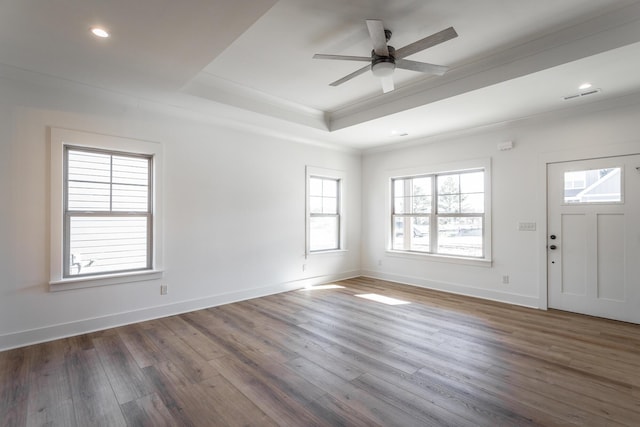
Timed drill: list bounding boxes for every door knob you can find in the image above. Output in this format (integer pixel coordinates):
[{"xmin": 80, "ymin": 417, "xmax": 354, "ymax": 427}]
[{"xmin": 549, "ymin": 245, "xmax": 557, "ymax": 250}]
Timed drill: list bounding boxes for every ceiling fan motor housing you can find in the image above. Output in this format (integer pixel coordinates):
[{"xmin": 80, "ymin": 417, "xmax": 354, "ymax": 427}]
[
  {"xmin": 371, "ymin": 46, "xmax": 396, "ymax": 77},
  {"xmin": 313, "ymin": 21, "xmax": 456, "ymax": 91}
]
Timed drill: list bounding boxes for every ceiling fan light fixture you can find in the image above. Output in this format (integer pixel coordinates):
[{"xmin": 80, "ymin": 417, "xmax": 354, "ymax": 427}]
[
  {"xmin": 90, "ymin": 27, "xmax": 110, "ymax": 38},
  {"xmin": 313, "ymin": 20, "xmax": 457, "ymax": 93},
  {"xmin": 372, "ymin": 61, "xmax": 395, "ymax": 77}
]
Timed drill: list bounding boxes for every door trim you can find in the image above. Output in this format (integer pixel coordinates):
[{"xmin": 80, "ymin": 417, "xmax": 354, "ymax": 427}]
[{"xmin": 537, "ymin": 140, "xmax": 640, "ymax": 310}]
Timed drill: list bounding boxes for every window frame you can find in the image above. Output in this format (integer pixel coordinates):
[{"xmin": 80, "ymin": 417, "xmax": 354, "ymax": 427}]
[
  {"xmin": 63, "ymin": 146, "xmax": 154, "ymax": 278},
  {"xmin": 562, "ymin": 166, "xmax": 623, "ymax": 205},
  {"xmin": 305, "ymin": 166, "xmax": 346, "ymax": 256},
  {"xmin": 50, "ymin": 128, "xmax": 163, "ymax": 291},
  {"xmin": 387, "ymin": 159, "xmax": 492, "ymax": 266}
]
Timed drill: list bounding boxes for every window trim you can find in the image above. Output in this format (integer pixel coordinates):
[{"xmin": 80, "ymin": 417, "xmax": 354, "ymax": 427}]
[
  {"xmin": 50, "ymin": 128, "xmax": 163, "ymax": 291},
  {"xmin": 305, "ymin": 166, "xmax": 346, "ymax": 256},
  {"xmin": 386, "ymin": 158, "xmax": 492, "ymax": 265},
  {"xmin": 562, "ymin": 166, "xmax": 624, "ymax": 205},
  {"xmin": 63, "ymin": 146, "xmax": 154, "ymax": 278}
]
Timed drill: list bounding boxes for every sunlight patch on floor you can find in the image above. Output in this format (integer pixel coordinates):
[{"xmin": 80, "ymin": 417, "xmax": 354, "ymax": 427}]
[
  {"xmin": 300, "ymin": 284, "xmax": 345, "ymax": 291},
  {"xmin": 355, "ymin": 293, "xmax": 410, "ymax": 305}
]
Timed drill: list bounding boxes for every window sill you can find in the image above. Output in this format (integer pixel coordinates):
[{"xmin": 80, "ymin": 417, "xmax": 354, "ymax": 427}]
[
  {"xmin": 386, "ymin": 250, "xmax": 492, "ymax": 267},
  {"xmin": 307, "ymin": 249, "xmax": 348, "ymax": 257},
  {"xmin": 49, "ymin": 270, "xmax": 163, "ymax": 292}
]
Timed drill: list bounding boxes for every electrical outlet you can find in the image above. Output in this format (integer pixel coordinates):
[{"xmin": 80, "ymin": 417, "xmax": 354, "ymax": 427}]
[
  {"xmin": 302, "ymin": 264, "xmax": 306, "ymax": 272},
  {"xmin": 160, "ymin": 284, "xmax": 168, "ymax": 295},
  {"xmin": 377, "ymin": 259, "xmax": 382, "ymax": 266},
  {"xmin": 502, "ymin": 275, "xmax": 510, "ymax": 284}
]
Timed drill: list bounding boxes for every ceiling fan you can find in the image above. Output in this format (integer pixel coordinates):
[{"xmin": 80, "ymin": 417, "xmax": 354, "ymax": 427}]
[{"xmin": 313, "ymin": 20, "xmax": 458, "ymax": 93}]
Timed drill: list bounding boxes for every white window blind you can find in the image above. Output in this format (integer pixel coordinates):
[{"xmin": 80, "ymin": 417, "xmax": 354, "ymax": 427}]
[
  {"xmin": 64, "ymin": 147, "xmax": 152, "ymax": 277},
  {"xmin": 308, "ymin": 176, "xmax": 340, "ymax": 252}
]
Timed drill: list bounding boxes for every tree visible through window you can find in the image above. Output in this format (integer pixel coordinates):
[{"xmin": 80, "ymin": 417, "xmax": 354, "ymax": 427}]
[
  {"xmin": 64, "ymin": 147, "xmax": 152, "ymax": 277},
  {"xmin": 392, "ymin": 169, "xmax": 485, "ymax": 258}
]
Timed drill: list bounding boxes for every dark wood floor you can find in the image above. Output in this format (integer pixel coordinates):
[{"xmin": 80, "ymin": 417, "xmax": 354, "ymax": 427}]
[{"xmin": 2, "ymin": 277, "xmax": 640, "ymax": 426}]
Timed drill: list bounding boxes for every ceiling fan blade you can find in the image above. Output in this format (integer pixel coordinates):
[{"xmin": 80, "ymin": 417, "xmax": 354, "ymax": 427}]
[
  {"xmin": 380, "ymin": 75, "xmax": 394, "ymax": 93},
  {"xmin": 396, "ymin": 59, "xmax": 449, "ymax": 75},
  {"xmin": 329, "ymin": 64, "xmax": 370, "ymax": 87},
  {"xmin": 366, "ymin": 19, "xmax": 389, "ymax": 56},
  {"xmin": 395, "ymin": 26, "xmax": 458, "ymax": 59},
  {"xmin": 313, "ymin": 54, "xmax": 371, "ymax": 62}
]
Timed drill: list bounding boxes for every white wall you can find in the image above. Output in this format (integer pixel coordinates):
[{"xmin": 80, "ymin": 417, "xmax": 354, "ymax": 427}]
[
  {"xmin": 3, "ymin": 69, "xmax": 640, "ymax": 351},
  {"xmin": 0, "ymin": 77, "xmax": 361, "ymax": 350},
  {"xmin": 361, "ymin": 94, "xmax": 640, "ymax": 308}
]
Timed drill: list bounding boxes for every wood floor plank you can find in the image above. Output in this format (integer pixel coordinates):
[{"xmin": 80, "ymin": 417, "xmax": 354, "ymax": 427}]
[
  {"xmin": 297, "ymin": 321, "xmax": 422, "ymax": 374},
  {"xmin": 117, "ymin": 327, "xmax": 166, "ymax": 369},
  {"xmin": 253, "ymin": 323, "xmax": 332, "ymax": 357},
  {"xmin": 485, "ymin": 364, "xmax": 639, "ymax": 425},
  {"xmin": 353, "ymin": 372, "xmax": 482, "ymax": 427},
  {"xmin": 172, "ymin": 374, "xmax": 278, "ymax": 427},
  {"xmin": 3, "ymin": 276, "xmax": 640, "ymax": 426},
  {"xmin": 322, "ymin": 379, "xmax": 432, "ymax": 427},
  {"xmin": 120, "ymin": 392, "xmax": 177, "ymax": 427},
  {"xmin": 303, "ymin": 393, "xmax": 383, "ymax": 427},
  {"xmin": 92, "ymin": 335, "xmax": 153, "ymax": 404},
  {"xmin": 141, "ymin": 366, "xmax": 195, "ymax": 427},
  {"xmin": 26, "ymin": 397, "xmax": 75, "ymax": 427},
  {"xmin": 446, "ymin": 336, "xmax": 640, "ymax": 411},
  {"xmin": 25, "ymin": 365, "xmax": 76, "ymax": 427},
  {"xmin": 159, "ymin": 316, "xmax": 228, "ymax": 361},
  {"xmin": 26, "ymin": 338, "xmax": 78, "ymax": 375},
  {"xmin": 362, "ymin": 351, "xmax": 569, "ymax": 427},
  {"xmin": 211, "ymin": 304, "xmax": 300, "ymax": 363},
  {"xmin": 208, "ymin": 354, "xmax": 327, "ymax": 426},
  {"xmin": 65, "ymin": 349, "xmax": 126, "ymax": 426},
  {"xmin": 284, "ymin": 356, "xmax": 352, "ymax": 393},
  {"xmin": 141, "ymin": 324, "xmax": 218, "ymax": 385},
  {"xmin": 295, "ymin": 294, "xmax": 442, "ymax": 344},
  {"xmin": 289, "ymin": 344, "xmax": 366, "ymax": 382},
  {"xmin": 0, "ymin": 348, "xmax": 30, "ymax": 427}
]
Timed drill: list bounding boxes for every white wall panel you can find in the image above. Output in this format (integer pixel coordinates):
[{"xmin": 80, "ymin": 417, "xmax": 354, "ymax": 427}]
[
  {"xmin": 361, "ymin": 98, "xmax": 640, "ymax": 308},
  {"xmin": 0, "ymin": 77, "xmax": 361, "ymax": 350}
]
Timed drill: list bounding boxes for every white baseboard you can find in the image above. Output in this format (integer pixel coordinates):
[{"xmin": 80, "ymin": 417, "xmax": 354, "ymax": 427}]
[
  {"xmin": 0, "ymin": 270, "xmax": 360, "ymax": 352},
  {"xmin": 361, "ymin": 270, "xmax": 541, "ymax": 309}
]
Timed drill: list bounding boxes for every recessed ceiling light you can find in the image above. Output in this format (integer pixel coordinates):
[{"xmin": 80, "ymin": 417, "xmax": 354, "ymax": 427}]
[
  {"xmin": 90, "ymin": 27, "xmax": 110, "ymax": 38},
  {"xmin": 579, "ymin": 82, "xmax": 592, "ymax": 90}
]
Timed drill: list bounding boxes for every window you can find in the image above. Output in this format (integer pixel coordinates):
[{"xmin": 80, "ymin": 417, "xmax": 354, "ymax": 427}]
[
  {"xmin": 564, "ymin": 171, "xmax": 587, "ymax": 190},
  {"xmin": 391, "ymin": 168, "xmax": 488, "ymax": 259},
  {"xmin": 64, "ymin": 147, "xmax": 152, "ymax": 277},
  {"xmin": 563, "ymin": 167, "xmax": 621, "ymax": 204},
  {"xmin": 50, "ymin": 128, "xmax": 162, "ymax": 290},
  {"xmin": 306, "ymin": 167, "xmax": 344, "ymax": 253}
]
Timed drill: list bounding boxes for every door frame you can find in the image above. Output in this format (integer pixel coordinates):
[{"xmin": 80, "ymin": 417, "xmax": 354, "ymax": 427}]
[{"xmin": 537, "ymin": 140, "xmax": 640, "ymax": 310}]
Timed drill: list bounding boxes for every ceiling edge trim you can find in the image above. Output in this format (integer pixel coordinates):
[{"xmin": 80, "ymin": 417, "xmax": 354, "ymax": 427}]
[
  {"xmin": 182, "ymin": 72, "xmax": 329, "ymax": 130},
  {"xmin": 361, "ymin": 89, "xmax": 640, "ymax": 156},
  {"xmin": 0, "ymin": 62, "xmax": 357, "ymax": 154}
]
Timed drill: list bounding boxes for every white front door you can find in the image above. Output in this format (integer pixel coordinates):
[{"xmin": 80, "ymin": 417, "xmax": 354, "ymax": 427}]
[{"xmin": 547, "ymin": 155, "xmax": 640, "ymax": 323}]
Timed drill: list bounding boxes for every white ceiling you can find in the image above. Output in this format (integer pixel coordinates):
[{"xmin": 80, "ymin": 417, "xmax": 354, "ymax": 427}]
[{"xmin": 1, "ymin": 0, "xmax": 640, "ymax": 150}]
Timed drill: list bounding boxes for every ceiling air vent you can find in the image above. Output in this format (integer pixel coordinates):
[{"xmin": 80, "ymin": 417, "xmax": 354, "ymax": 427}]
[{"xmin": 563, "ymin": 88, "xmax": 601, "ymax": 101}]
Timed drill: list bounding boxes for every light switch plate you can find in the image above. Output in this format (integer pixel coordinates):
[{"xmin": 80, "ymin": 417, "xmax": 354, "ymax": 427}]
[{"xmin": 518, "ymin": 222, "xmax": 536, "ymax": 231}]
